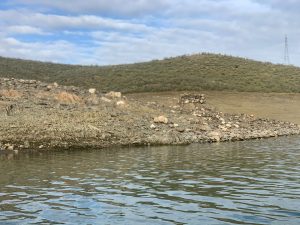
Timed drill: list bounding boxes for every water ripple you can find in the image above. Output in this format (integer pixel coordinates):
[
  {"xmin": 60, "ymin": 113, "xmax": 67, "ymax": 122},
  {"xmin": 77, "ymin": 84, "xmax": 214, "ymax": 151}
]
[{"xmin": 1, "ymin": 136, "xmax": 300, "ymax": 224}]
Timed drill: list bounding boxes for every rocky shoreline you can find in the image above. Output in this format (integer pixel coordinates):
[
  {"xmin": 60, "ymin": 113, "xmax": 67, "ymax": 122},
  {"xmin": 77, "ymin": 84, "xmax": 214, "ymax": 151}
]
[{"xmin": 1, "ymin": 77, "xmax": 300, "ymax": 153}]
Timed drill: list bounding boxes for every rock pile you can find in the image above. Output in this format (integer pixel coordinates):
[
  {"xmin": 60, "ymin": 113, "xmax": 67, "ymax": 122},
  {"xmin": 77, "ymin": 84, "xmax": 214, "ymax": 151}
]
[{"xmin": 179, "ymin": 93, "xmax": 205, "ymax": 104}]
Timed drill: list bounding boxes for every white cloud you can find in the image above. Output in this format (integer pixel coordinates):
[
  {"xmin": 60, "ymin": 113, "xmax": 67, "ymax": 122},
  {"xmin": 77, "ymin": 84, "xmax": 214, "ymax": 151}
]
[
  {"xmin": 13, "ymin": 0, "xmax": 172, "ymax": 16},
  {"xmin": 0, "ymin": 10, "xmax": 152, "ymax": 32},
  {"xmin": 6, "ymin": 25, "xmax": 49, "ymax": 35},
  {"xmin": 0, "ymin": 37, "xmax": 92, "ymax": 64},
  {"xmin": 0, "ymin": 0, "xmax": 300, "ymax": 66}
]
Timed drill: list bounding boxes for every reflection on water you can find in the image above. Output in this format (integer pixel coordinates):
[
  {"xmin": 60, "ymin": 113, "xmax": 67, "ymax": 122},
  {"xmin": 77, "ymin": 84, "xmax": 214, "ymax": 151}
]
[{"xmin": 1, "ymin": 136, "xmax": 300, "ymax": 224}]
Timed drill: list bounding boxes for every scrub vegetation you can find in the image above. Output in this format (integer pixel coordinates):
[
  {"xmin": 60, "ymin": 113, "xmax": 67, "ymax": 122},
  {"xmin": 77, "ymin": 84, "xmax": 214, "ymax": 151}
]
[{"xmin": 1, "ymin": 53, "xmax": 300, "ymax": 93}]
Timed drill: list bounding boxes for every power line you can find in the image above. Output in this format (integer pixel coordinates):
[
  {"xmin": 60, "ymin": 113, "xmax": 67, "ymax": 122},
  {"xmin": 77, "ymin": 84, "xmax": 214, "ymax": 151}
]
[{"xmin": 284, "ymin": 35, "xmax": 290, "ymax": 65}]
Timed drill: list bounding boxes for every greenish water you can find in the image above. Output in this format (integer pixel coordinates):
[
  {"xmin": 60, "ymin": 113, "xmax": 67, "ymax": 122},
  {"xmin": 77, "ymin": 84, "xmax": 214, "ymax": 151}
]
[{"xmin": 0, "ymin": 137, "xmax": 300, "ymax": 225}]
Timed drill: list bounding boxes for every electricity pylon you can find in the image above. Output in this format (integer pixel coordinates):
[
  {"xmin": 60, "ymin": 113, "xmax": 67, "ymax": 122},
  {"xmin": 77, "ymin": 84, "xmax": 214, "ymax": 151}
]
[{"xmin": 284, "ymin": 35, "xmax": 290, "ymax": 65}]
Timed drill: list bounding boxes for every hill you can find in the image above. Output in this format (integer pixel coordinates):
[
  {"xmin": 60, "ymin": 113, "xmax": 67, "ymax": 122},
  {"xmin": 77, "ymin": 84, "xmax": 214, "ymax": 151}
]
[{"xmin": 0, "ymin": 53, "xmax": 300, "ymax": 93}]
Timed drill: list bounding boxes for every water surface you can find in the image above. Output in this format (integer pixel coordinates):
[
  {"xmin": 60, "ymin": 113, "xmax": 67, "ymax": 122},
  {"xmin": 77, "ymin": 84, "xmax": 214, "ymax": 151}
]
[{"xmin": 1, "ymin": 137, "xmax": 300, "ymax": 224}]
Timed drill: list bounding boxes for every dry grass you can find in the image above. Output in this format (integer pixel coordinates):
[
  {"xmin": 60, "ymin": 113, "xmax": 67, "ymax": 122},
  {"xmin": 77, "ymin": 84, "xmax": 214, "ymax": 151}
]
[
  {"xmin": 35, "ymin": 91, "xmax": 53, "ymax": 100},
  {"xmin": 55, "ymin": 91, "xmax": 82, "ymax": 104},
  {"xmin": 0, "ymin": 89, "xmax": 22, "ymax": 98}
]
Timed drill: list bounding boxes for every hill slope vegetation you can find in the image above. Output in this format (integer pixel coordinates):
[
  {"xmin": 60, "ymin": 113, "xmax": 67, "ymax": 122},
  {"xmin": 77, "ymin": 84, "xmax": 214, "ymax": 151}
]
[{"xmin": 0, "ymin": 53, "xmax": 300, "ymax": 93}]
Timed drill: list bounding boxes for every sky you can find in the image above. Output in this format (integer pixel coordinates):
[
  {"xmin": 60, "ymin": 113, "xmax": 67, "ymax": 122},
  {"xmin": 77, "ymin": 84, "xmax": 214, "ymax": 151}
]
[{"xmin": 0, "ymin": 0, "xmax": 299, "ymax": 66}]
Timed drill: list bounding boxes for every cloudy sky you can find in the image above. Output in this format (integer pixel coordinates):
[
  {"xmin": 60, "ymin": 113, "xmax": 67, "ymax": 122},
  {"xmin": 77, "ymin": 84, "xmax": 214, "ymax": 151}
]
[{"xmin": 0, "ymin": 0, "xmax": 299, "ymax": 66}]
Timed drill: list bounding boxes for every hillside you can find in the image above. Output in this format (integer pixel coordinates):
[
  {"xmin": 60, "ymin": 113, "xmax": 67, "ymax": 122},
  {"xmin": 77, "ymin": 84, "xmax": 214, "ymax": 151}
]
[{"xmin": 0, "ymin": 53, "xmax": 300, "ymax": 93}]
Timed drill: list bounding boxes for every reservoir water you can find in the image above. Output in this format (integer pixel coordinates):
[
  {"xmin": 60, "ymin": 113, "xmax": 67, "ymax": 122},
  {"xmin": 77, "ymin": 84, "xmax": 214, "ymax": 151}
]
[{"xmin": 0, "ymin": 136, "xmax": 300, "ymax": 224}]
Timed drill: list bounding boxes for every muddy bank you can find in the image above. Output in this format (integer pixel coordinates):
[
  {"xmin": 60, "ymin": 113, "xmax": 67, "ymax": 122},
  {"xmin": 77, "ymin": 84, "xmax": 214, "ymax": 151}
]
[{"xmin": 0, "ymin": 77, "xmax": 299, "ymax": 152}]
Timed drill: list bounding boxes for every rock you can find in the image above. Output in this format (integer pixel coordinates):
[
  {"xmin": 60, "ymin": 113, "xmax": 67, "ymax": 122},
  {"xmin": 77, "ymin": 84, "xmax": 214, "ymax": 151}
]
[
  {"xmin": 218, "ymin": 125, "xmax": 227, "ymax": 131},
  {"xmin": 198, "ymin": 124, "xmax": 210, "ymax": 131},
  {"xmin": 88, "ymin": 88, "xmax": 96, "ymax": 94},
  {"xmin": 208, "ymin": 131, "xmax": 221, "ymax": 142},
  {"xmin": 101, "ymin": 97, "xmax": 112, "ymax": 103},
  {"xmin": 148, "ymin": 134, "xmax": 172, "ymax": 145},
  {"xmin": 46, "ymin": 82, "xmax": 58, "ymax": 91},
  {"xmin": 86, "ymin": 95, "xmax": 99, "ymax": 105},
  {"xmin": 105, "ymin": 91, "xmax": 122, "ymax": 99},
  {"xmin": 116, "ymin": 100, "xmax": 125, "ymax": 106},
  {"xmin": 233, "ymin": 124, "xmax": 240, "ymax": 128},
  {"xmin": 46, "ymin": 85, "xmax": 53, "ymax": 91},
  {"xmin": 53, "ymin": 82, "xmax": 59, "ymax": 88},
  {"xmin": 179, "ymin": 93, "xmax": 205, "ymax": 104},
  {"xmin": 154, "ymin": 116, "xmax": 168, "ymax": 124},
  {"xmin": 7, "ymin": 144, "xmax": 14, "ymax": 151},
  {"xmin": 176, "ymin": 127, "xmax": 185, "ymax": 133},
  {"xmin": 225, "ymin": 123, "xmax": 232, "ymax": 128},
  {"xmin": 150, "ymin": 124, "xmax": 156, "ymax": 129},
  {"xmin": 219, "ymin": 118, "xmax": 225, "ymax": 124},
  {"xmin": 24, "ymin": 141, "xmax": 30, "ymax": 148},
  {"xmin": 173, "ymin": 123, "xmax": 179, "ymax": 127}
]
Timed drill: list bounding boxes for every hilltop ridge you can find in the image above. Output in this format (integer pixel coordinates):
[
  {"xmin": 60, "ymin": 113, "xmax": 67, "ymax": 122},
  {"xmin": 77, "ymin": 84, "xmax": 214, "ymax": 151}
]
[{"xmin": 0, "ymin": 53, "xmax": 300, "ymax": 93}]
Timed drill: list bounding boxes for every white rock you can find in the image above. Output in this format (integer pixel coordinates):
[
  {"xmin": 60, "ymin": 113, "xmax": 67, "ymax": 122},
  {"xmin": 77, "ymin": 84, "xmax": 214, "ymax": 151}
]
[
  {"xmin": 88, "ymin": 88, "xmax": 96, "ymax": 94},
  {"xmin": 150, "ymin": 124, "xmax": 156, "ymax": 129},
  {"xmin": 225, "ymin": 123, "xmax": 232, "ymax": 128},
  {"xmin": 234, "ymin": 124, "xmax": 240, "ymax": 128},
  {"xmin": 101, "ymin": 97, "xmax": 112, "ymax": 103},
  {"xmin": 154, "ymin": 116, "xmax": 168, "ymax": 124},
  {"xmin": 46, "ymin": 85, "xmax": 52, "ymax": 91},
  {"xmin": 208, "ymin": 131, "xmax": 221, "ymax": 142},
  {"xmin": 173, "ymin": 123, "xmax": 179, "ymax": 127},
  {"xmin": 116, "ymin": 100, "xmax": 125, "ymax": 106},
  {"xmin": 7, "ymin": 145, "xmax": 14, "ymax": 151}
]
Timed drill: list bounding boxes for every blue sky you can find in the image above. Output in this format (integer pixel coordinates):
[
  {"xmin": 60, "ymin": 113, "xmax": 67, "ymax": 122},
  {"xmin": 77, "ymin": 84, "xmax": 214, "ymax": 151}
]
[{"xmin": 0, "ymin": 0, "xmax": 299, "ymax": 66}]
